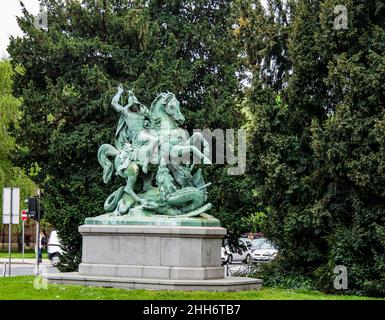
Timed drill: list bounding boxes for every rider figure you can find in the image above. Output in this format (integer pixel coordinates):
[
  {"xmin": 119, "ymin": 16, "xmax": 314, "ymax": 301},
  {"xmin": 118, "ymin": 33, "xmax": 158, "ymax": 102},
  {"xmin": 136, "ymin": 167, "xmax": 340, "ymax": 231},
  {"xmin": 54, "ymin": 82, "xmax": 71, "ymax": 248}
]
[{"xmin": 111, "ymin": 85, "xmax": 158, "ymax": 174}]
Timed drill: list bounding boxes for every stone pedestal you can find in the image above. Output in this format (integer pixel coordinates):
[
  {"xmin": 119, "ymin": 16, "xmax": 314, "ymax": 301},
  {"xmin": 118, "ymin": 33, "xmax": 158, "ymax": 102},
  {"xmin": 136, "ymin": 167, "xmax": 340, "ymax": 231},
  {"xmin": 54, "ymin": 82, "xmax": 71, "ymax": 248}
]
[
  {"xmin": 79, "ymin": 225, "xmax": 225, "ymax": 280},
  {"xmin": 45, "ymin": 219, "xmax": 262, "ymax": 291}
]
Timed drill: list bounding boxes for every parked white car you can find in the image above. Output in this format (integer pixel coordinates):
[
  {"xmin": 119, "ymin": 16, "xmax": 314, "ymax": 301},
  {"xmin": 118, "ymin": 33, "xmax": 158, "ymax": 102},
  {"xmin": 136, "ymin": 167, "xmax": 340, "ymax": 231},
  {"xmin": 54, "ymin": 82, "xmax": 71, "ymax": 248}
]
[
  {"xmin": 47, "ymin": 230, "xmax": 64, "ymax": 266},
  {"xmin": 250, "ymin": 238, "xmax": 278, "ymax": 263},
  {"xmin": 251, "ymin": 237, "xmax": 265, "ymax": 249},
  {"xmin": 221, "ymin": 238, "xmax": 252, "ymax": 264}
]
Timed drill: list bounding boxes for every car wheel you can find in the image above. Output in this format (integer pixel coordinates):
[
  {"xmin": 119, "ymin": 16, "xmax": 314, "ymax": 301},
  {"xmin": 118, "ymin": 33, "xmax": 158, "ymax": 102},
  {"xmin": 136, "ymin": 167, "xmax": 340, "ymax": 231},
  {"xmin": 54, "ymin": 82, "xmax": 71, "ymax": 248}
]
[
  {"xmin": 51, "ymin": 254, "xmax": 60, "ymax": 266},
  {"xmin": 227, "ymin": 254, "xmax": 233, "ymax": 264},
  {"xmin": 244, "ymin": 254, "xmax": 251, "ymax": 264}
]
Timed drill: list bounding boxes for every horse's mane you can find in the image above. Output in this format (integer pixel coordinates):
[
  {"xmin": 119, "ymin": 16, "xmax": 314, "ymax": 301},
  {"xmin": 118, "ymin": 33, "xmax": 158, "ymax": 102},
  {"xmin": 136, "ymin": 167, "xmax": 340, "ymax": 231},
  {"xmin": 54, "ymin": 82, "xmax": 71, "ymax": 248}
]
[{"xmin": 150, "ymin": 92, "xmax": 175, "ymax": 113}]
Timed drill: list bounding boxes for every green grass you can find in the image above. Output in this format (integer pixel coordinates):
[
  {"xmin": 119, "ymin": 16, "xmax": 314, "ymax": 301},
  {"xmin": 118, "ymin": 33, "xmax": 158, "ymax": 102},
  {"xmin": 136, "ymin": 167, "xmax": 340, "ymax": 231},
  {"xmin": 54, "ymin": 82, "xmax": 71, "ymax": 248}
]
[
  {"xmin": 0, "ymin": 250, "xmax": 48, "ymax": 259},
  {"xmin": 0, "ymin": 276, "xmax": 381, "ymax": 300}
]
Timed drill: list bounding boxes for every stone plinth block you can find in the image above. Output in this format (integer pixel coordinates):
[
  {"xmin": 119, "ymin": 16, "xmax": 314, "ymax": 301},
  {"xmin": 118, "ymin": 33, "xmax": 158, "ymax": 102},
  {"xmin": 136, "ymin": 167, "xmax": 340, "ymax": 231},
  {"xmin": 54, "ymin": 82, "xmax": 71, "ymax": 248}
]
[
  {"xmin": 44, "ymin": 223, "xmax": 263, "ymax": 291},
  {"xmin": 79, "ymin": 224, "xmax": 225, "ymax": 280}
]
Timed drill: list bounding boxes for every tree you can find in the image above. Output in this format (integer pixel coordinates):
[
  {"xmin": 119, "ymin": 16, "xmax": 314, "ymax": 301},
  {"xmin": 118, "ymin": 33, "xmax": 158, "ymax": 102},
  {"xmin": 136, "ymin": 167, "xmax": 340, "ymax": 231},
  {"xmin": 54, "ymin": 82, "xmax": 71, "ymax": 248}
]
[
  {"xmin": 247, "ymin": 0, "xmax": 385, "ymax": 296},
  {"xmin": 0, "ymin": 59, "xmax": 36, "ymax": 228},
  {"xmin": 8, "ymin": 0, "xmax": 248, "ymax": 270}
]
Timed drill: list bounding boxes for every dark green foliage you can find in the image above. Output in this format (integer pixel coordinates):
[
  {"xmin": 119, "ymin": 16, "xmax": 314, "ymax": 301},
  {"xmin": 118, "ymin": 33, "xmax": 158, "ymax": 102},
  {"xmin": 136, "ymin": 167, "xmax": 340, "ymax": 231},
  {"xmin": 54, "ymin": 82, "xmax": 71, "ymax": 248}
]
[
  {"xmin": 256, "ymin": 258, "xmax": 316, "ymax": 291},
  {"xmin": 246, "ymin": 0, "xmax": 385, "ymax": 296},
  {"xmin": 9, "ymin": 0, "xmax": 385, "ymax": 297},
  {"xmin": 8, "ymin": 0, "xmax": 248, "ymax": 270}
]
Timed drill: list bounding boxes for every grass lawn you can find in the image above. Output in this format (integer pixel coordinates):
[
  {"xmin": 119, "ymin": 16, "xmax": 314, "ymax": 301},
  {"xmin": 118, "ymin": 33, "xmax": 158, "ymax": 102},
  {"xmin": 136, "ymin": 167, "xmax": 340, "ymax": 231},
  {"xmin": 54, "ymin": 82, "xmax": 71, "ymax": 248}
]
[
  {"xmin": 0, "ymin": 276, "xmax": 381, "ymax": 300},
  {"xmin": 0, "ymin": 250, "xmax": 48, "ymax": 259}
]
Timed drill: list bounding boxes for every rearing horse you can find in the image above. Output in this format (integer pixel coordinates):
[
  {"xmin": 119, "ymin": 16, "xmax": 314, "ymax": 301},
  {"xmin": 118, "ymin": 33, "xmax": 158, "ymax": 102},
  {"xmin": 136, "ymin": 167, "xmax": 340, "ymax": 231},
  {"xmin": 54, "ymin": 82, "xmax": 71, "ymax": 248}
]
[
  {"xmin": 149, "ymin": 92, "xmax": 211, "ymax": 169},
  {"xmin": 98, "ymin": 91, "xmax": 211, "ymax": 215}
]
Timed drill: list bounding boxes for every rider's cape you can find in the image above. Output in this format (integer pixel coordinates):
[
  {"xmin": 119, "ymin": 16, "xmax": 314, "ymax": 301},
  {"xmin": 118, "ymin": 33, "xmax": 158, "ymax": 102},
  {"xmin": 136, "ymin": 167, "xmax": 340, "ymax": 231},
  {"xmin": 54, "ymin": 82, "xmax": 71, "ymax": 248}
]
[{"xmin": 115, "ymin": 115, "xmax": 128, "ymax": 139}]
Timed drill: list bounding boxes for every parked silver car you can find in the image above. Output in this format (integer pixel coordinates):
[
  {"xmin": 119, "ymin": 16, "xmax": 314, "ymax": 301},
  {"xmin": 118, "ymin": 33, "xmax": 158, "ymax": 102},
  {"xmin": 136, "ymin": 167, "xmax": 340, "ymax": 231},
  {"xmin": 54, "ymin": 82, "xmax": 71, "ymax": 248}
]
[
  {"xmin": 47, "ymin": 230, "xmax": 64, "ymax": 266},
  {"xmin": 221, "ymin": 238, "xmax": 252, "ymax": 264},
  {"xmin": 250, "ymin": 238, "xmax": 278, "ymax": 263}
]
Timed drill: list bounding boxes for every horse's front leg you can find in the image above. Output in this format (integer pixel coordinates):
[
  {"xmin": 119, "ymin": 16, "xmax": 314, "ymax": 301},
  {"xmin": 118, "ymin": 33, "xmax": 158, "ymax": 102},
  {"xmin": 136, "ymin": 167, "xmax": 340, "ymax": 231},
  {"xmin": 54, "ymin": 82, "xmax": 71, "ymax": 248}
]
[
  {"xmin": 138, "ymin": 132, "xmax": 159, "ymax": 173},
  {"xmin": 186, "ymin": 132, "xmax": 211, "ymax": 160},
  {"xmin": 171, "ymin": 145, "xmax": 212, "ymax": 165}
]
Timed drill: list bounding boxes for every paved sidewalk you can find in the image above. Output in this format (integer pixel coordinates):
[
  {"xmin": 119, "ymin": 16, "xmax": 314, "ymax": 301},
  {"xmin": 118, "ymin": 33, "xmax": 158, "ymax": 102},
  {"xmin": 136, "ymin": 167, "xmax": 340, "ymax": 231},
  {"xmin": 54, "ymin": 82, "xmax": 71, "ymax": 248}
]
[
  {"xmin": 0, "ymin": 258, "xmax": 50, "ymax": 265},
  {"xmin": 1, "ymin": 261, "xmax": 56, "ymax": 276}
]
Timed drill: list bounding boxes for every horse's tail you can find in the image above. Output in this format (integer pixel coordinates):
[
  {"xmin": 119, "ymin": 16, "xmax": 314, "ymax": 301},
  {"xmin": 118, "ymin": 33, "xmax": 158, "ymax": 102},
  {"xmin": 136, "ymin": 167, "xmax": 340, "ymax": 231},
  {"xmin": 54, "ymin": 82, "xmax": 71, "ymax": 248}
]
[
  {"xmin": 97, "ymin": 144, "xmax": 119, "ymax": 183},
  {"xmin": 104, "ymin": 186, "xmax": 125, "ymax": 212}
]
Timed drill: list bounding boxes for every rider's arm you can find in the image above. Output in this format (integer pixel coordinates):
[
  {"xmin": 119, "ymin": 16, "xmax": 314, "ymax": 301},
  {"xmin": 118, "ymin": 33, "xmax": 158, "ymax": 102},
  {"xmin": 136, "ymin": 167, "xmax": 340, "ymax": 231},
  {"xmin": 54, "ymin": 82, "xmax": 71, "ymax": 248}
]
[{"xmin": 111, "ymin": 86, "xmax": 125, "ymax": 113}]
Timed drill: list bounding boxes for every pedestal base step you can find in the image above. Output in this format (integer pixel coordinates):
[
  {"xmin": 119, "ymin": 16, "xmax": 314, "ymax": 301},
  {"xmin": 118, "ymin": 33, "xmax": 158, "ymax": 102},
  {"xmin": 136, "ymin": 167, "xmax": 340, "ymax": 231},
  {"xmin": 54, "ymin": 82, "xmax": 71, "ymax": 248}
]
[
  {"xmin": 44, "ymin": 272, "xmax": 263, "ymax": 292},
  {"xmin": 79, "ymin": 263, "xmax": 225, "ymax": 280}
]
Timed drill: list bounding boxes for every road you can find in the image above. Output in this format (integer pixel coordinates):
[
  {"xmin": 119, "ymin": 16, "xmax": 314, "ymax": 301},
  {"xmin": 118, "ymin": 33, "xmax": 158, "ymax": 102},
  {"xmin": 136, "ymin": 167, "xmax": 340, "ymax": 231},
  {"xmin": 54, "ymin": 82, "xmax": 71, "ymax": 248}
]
[{"xmin": 0, "ymin": 260, "xmax": 58, "ymax": 276}]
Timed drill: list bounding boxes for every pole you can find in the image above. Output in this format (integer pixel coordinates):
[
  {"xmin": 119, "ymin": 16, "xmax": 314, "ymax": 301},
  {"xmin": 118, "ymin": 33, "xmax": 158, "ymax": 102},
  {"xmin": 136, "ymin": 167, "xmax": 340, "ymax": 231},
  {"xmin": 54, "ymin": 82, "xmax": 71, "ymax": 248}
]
[
  {"xmin": 35, "ymin": 189, "xmax": 41, "ymax": 275},
  {"xmin": 8, "ymin": 188, "xmax": 12, "ymax": 277},
  {"xmin": 35, "ymin": 220, "xmax": 40, "ymax": 275},
  {"xmin": 22, "ymin": 220, "xmax": 25, "ymax": 263}
]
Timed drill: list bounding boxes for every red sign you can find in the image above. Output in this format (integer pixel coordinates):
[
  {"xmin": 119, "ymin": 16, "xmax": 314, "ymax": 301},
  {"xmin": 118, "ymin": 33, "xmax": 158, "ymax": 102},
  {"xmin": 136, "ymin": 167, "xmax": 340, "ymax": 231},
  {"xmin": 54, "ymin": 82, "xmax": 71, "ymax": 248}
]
[{"xmin": 21, "ymin": 210, "xmax": 28, "ymax": 221}]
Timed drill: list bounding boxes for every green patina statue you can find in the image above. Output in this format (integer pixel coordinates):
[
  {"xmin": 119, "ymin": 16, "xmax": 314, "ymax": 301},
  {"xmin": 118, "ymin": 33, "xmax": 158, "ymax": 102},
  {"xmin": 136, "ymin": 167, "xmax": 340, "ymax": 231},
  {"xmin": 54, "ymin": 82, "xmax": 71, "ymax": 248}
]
[{"xmin": 97, "ymin": 85, "xmax": 213, "ymax": 219}]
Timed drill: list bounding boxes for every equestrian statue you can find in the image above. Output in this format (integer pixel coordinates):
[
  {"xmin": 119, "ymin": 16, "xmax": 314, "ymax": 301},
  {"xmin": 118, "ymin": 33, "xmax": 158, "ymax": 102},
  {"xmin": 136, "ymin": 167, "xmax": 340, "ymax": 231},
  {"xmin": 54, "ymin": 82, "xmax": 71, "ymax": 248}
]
[{"xmin": 97, "ymin": 85, "xmax": 212, "ymax": 217}]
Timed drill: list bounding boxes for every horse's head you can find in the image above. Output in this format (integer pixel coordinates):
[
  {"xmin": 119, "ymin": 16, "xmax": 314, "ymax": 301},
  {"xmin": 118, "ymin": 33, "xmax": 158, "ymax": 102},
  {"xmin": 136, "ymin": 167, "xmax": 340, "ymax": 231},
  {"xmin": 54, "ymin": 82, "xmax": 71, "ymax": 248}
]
[
  {"xmin": 164, "ymin": 92, "xmax": 185, "ymax": 124},
  {"xmin": 151, "ymin": 92, "xmax": 185, "ymax": 124}
]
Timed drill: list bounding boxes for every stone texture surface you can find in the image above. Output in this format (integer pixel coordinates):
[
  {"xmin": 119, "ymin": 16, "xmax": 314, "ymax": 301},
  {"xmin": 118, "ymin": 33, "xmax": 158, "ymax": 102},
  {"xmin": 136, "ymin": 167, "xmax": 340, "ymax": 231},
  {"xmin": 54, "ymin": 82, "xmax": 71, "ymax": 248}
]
[
  {"xmin": 78, "ymin": 263, "xmax": 225, "ymax": 280},
  {"xmin": 44, "ymin": 272, "xmax": 263, "ymax": 292},
  {"xmin": 79, "ymin": 225, "xmax": 226, "ymax": 280},
  {"xmin": 43, "ymin": 224, "xmax": 263, "ymax": 291}
]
